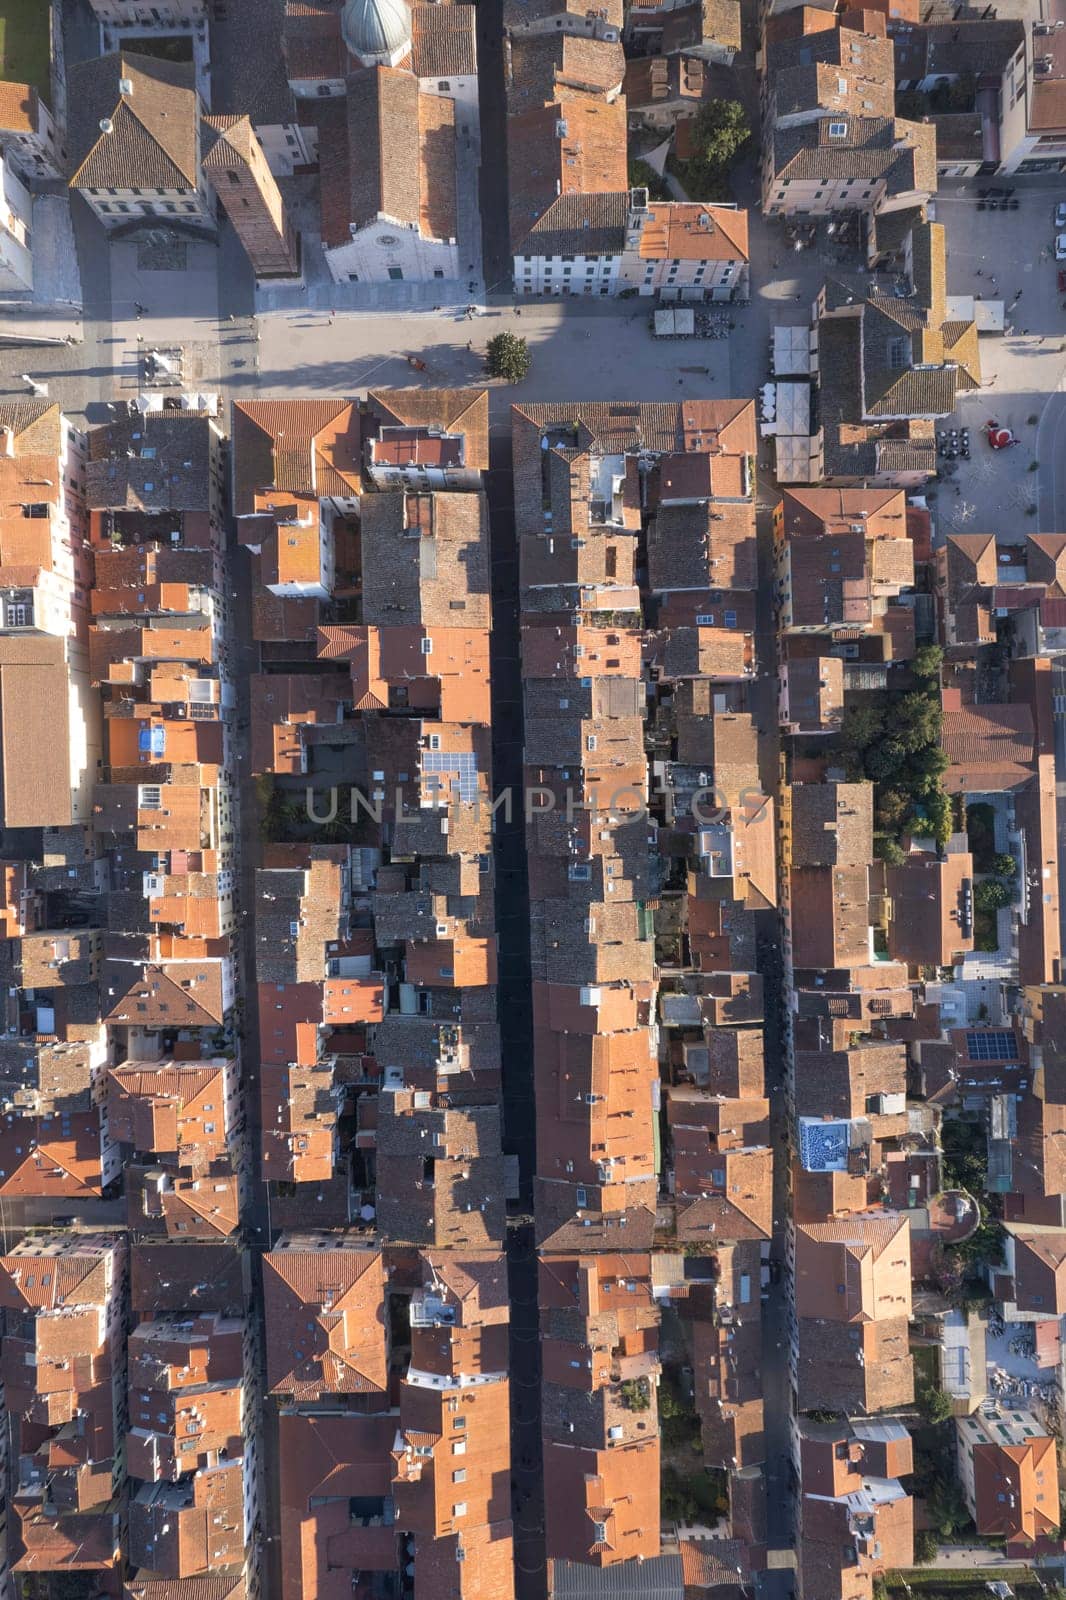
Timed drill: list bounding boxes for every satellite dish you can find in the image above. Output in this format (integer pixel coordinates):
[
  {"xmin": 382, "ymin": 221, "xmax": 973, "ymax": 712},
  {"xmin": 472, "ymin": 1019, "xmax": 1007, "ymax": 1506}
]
[{"xmin": 99, "ymin": 118, "xmax": 113, "ymax": 134}]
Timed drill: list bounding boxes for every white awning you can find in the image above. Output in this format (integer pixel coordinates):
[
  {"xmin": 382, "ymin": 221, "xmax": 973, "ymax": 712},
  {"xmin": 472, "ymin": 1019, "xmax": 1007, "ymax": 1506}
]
[
  {"xmin": 772, "ymin": 324, "xmax": 811, "ymax": 375},
  {"xmin": 773, "ymin": 382, "xmax": 810, "ymax": 436}
]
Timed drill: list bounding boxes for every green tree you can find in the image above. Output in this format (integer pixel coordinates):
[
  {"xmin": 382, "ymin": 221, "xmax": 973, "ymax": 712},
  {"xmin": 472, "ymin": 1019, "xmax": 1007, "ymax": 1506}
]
[
  {"xmin": 912, "ymin": 643, "xmax": 944, "ymax": 679},
  {"xmin": 875, "ymin": 838, "xmax": 907, "ymax": 867},
  {"xmin": 975, "ymin": 878, "xmax": 1012, "ymax": 913},
  {"xmin": 865, "ymin": 736, "xmax": 909, "ymax": 780},
  {"xmin": 840, "ymin": 704, "xmax": 884, "ymax": 752},
  {"xmin": 925, "ymin": 1476, "xmax": 971, "ymax": 1539},
  {"xmin": 673, "ymin": 98, "xmax": 751, "ymax": 199},
  {"xmin": 907, "ymin": 743, "xmax": 949, "ymax": 784},
  {"xmin": 992, "ymin": 853, "xmax": 1018, "ymax": 880},
  {"xmin": 894, "ymin": 689, "xmax": 943, "ymax": 752},
  {"xmin": 876, "ymin": 788, "xmax": 909, "ymax": 830},
  {"xmin": 917, "ymin": 1384, "xmax": 953, "ymax": 1425},
  {"xmin": 688, "ymin": 98, "xmax": 751, "ymax": 168},
  {"xmin": 913, "ymin": 1528, "xmax": 939, "ymax": 1564},
  {"xmin": 486, "ymin": 332, "xmax": 531, "ymax": 383}
]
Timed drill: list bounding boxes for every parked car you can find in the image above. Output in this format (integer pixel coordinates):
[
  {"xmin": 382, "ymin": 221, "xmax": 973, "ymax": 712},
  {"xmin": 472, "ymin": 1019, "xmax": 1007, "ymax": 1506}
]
[
  {"xmin": 1055, "ymin": 202, "xmax": 1066, "ymax": 228},
  {"xmin": 1057, "ymin": 233, "xmax": 1066, "ymax": 261}
]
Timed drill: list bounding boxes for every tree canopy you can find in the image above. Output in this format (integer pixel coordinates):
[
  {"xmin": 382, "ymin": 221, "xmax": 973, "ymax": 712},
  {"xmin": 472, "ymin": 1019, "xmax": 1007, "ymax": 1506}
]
[{"xmin": 486, "ymin": 332, "xmax": 531, "ymax": 383}]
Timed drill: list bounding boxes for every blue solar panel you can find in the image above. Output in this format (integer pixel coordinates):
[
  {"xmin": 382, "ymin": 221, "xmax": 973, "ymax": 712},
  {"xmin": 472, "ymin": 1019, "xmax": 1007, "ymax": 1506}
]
[
  {"xmin": 965, "ymin": 1031, "xmax": 1017, "ymax": 1061},
  {"xmin": 422, "ymin": 750, "xmax": 478, "ymax": 804}
]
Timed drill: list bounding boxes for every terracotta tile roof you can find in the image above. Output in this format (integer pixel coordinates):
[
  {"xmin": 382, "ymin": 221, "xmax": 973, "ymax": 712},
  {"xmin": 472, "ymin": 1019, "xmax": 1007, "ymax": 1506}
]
[
  {"xmin": 283, "ymin": 0, "xmax": 348, "ymax": 80},
  {"xmin": 279, "ymin": 1410, "xmax": 399, "ymax": 1597},
  {"xmin": 624, "ymin": 50, "xmax": 716, "ymax": 114},
  {"xmin": 69, "ymin": 52, "xmax": 199, "ymax": 189},
  {"xmin": 780, "ymin": 485, "xmax": 905, "ymax": 539},
  {"xmin": 1012, "ymin": 1229, "xmax": 1066, "ymax": 1315},
  {"xmin": 508, "ymin": 100, "xmax": 628, "ymax": 252},
  {"xmin": 790, "ymin": 780, "xmax": 872, "ymax": 868},
  {"xmin": 1026, "ymin": 531, "xmax": 1066, "ymax": 595},
  {"xmin": 411, "ymin": 2, "xmax": 478, "ymax": 78},
  {"xmin": 0, "ymin": 1110, "xmax": 103, "ymax": 1197},
  {"xmin": 886, "ymin": 848, "xmax": 974, "ymax": 966},
  {"xmin": 795, "ymin": 1213, "xmax": 911, "ymax": 1321},
  {"xmin": 1031, "ymin": 74, "xmax": 1066, "ymax": 132},
  {"xmin": 418, "ymin": 87, "xmax": 458, "ymax": 241},
  {"xmin": 942, "ymin": 702, "xmax": 1036, "ymax": 794},
  {"xmin": 0, "ymin": 1235, "xmax": 117, "ymax": 1312},
  {"xmin": 103, "ymin": 960, "xmax": 227, "ymax": 1027},
  {"xmin": 0, "ymin": 634, "xmax": 78, "ymax": 830},
  {"xmin": 360, "ymin": 490, "xmax": 491, "ymax": 627},
  {"xmin": 159, "ymin": 1170, "xmax": 240, "ymax": 1237},
  {"xmin": 367, "ymin": 386, "xmax": 489, "ymax": 471},
  {"xmin": 543, "ymin": 1439, "xmax": 661, "ymax": 1566},
  {"xmin": 507, "ymin": 33, "xmax": 625, "ymax": 115},
  {"xmin": 972, "ymin": 1431, "xmax": 1058, "ymax": 1542},
  {"xmin": 0, "ymin": 81, "xmax": 43, "ymax": 135},
  {"xmin": 796, "ymin": 1313, "xmax": 913, "ymax": 1412},
  {"xmin": 232, "ymin": 398, "xmax": 360, "ymax": 514},
  {"xmin": 86, "ymin": 413, "xmax": 215, "ymax": 513},
  {"xmin": 348, "ymin": 64, "xmax": 421, "ymax": 229},
  {"xmin": 513, "ymin": 189, "xmax": 628, "ymax": 259},
  {"xmin": 263, "ymin": 1237, "xmax": 388, "ymax": 1396},
  {"xmin": 125, "ymin": 1581, "xmax": 246, "ymax": 1600},
  {"xmin": 636, "ymin": 200, "xmax": 749, "ymax": 262},
  {"xmin": 504, "ymin": 0, "xmax": 623, "ymax": 26}
]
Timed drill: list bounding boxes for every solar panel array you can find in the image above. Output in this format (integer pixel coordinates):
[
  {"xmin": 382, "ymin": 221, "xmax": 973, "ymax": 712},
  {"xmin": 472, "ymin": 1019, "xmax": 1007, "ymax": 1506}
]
[
  {"xmin": 422, "ymin": 749, "xmax": 479, "ymax": 805},
  {"xmin": 965, "ymin": 1031, "xmax": 1017, "ymax": 1061}
]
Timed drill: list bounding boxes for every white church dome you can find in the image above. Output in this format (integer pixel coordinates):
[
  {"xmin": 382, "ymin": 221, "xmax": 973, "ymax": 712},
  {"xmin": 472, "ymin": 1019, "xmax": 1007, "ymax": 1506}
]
[{"xmin": 342, "ymin": 0, "xmax": 412, "ymax": 64}]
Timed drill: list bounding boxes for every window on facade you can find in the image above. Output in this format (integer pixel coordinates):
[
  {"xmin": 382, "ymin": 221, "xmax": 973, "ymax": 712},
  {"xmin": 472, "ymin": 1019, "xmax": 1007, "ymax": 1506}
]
[
  {"xmin": 388, "ymin": 266, "xmax": 403, "ymax": 280},
  {"xmin": 227, "ymin": 169, "xmax": 241, "ymax": 184}
]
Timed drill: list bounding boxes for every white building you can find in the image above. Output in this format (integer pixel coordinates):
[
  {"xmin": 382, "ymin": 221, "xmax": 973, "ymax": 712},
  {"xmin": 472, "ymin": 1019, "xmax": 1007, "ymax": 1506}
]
[
  {"xmin": 0, "ymin": 83, "xmax": 66, "ymax": 181},
  {"xmin": 67, "ymin": 52, "xmax": 214, "ymax": 229},
  {"xmin": 87, "ymin": 0, "xmax": 206, "ymax": 20},
  {"xmin": 0, "ymin": 156, "xmax": 33, "ymax": 291},
  {"xmin": 618, "ymin": 193, "xmax": 750, "ymax": 301},
  {"xmin": 321, "ymin": 63, "xmax": 459, "ymax": 285}
]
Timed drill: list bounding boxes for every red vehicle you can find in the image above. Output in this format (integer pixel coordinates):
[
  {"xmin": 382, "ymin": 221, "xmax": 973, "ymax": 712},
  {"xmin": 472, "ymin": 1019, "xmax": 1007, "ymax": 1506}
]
[{"xmin": 985, "ymin": 419, "xmax": 1019, "ymax": 450}]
